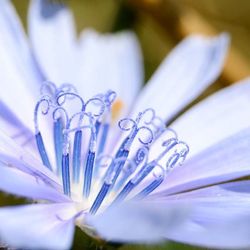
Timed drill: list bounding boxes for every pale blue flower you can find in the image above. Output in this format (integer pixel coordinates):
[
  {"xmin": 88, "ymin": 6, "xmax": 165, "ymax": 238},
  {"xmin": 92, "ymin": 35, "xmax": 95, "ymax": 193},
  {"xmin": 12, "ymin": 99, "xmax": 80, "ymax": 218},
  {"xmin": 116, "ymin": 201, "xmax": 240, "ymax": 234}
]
[{"xmin": 1, "ymin": 1, "xmax": 250, "ymax": 249}]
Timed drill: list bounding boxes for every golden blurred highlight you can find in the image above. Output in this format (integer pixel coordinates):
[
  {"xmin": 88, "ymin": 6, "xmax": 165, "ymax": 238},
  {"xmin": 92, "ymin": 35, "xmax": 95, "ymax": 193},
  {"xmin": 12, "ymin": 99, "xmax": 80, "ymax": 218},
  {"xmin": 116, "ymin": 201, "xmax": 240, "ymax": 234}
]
[
  {"xmin": 127, "ymin": 0, "xmax": 250, "ymax": 84},
  {"xmin": 111, "ymin": 99, "xmax": 124, "ymax": 121}
]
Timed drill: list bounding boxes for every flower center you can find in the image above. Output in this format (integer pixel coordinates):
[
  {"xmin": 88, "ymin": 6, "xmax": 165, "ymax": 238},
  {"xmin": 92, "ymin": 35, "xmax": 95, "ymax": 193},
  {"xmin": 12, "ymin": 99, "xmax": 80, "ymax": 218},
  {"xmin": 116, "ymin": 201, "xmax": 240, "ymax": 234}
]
[{"xmin": 34, "ymin": 82, "xmax": 189, "ymax": 214}]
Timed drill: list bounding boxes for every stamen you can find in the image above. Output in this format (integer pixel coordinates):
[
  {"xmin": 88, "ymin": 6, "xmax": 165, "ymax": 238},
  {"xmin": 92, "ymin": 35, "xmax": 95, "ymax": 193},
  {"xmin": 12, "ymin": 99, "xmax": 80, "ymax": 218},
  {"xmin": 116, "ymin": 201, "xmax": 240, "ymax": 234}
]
[
  {"xmin": 40, "ymin": 81, "xmax": 57, "ymax": 98},
  {"xmin": 107, "ymin": 118, "xmax": 154, "ymax": 185},
  {"xmin": 83, "ymin": 114, "xmax": 98, "ymax": 198},
  {"xmin": 53, "ymin": 107, "xmax": 71, "ymax": 196},
  {"xmin": 90, "ymin": 157, "xmax": 133, "ymax": 214},
  {"xmin": 133, "ymin": 143, "xmax": 189, "ymax": 200},
  {"xmin": 55, "ymin": 93, "xmax": 85, "ymax": 187},
  {"xmin": 115, "ymin": 146, "xmax": 149, "ymax": 190},
  {"xmin": 33, "ymin": 85, "xmax": 189, "ymax": 215},
  {"xmin": 111, "ymin": 138, "xmax": 179, "ymax": 204},
  {"xmin": 85, "ymin": 97, "xmax": 106, "ymax": 118},
  {"xmin": 53, "ymin": 117, "xmax": 64, "ymax": 175},
  {"xmin": 104, "ymin": 90, "xmax": 117, "ymax": 106},
  {"xmin": 90, "ymin": 110, "xmax": 154, "ymax": 213},
  {"xmin": 96, "ymin": 91, "xmax": 117, "ymax": 155},
  {"xmin": 57, "ymin": 83, "xmax": 78, "ymax": 98},
  {"xmin": 72, "ymin": 130, "xmax": 82, "ymax": 183},
  {"xmin": 101, "ymin": 121, "xmax": 136, "ymax": 184},
  {"xmin": 151, "ymin": 116, "xmax": 167, "ymax": 139},
  {"xmin": 95, "ymin": 120, "xmax": 101, "ymax": 135},
  {"xmin": 82, "ymin": 97, "xmax": 106, "ymax": 197},
  {"xmin": 132, "ymin": 165, "xmax": 165, "ymax": 200},
  {"xmin": 138, "ymin": 108, "xmax": 156, "ymax": 125},
  {"xmin": 166, "ymin": 142, "xmax": 189, "ymax": 168},
  {"xmin": 89, "ymin": 182, "xmax": 110, "ymax": 214},
  {"xmin": 62, "ymin": 153, "xmax": 70, "ymax": 196},
  {"xmin": 56, "ymin": 92, "xmax": 85, "ymax": 109},
  {"xmin": 35, "ymin": 132, "xmax": 52, "ymax": 171},
  {"xmin": 89, "ymin": 149, "xmax": 129, "ymax": 213},
  {"xmin": 67, "ymin": 110, "xmax": 95, "ymax": 185},
  {"xmin": 97, "ymin": 122, "xmax": 109, "ymax": 155},
  {"xmin": 68, "ymin": 112, "xmax": 86, "ymax": 184},
  {"xmin": 34, "ymin": 97, "xmax": 52, "ymax": 170},
  {"xmin": 83, "ymin": 149, "xmax": 96, "ymax": 197}
]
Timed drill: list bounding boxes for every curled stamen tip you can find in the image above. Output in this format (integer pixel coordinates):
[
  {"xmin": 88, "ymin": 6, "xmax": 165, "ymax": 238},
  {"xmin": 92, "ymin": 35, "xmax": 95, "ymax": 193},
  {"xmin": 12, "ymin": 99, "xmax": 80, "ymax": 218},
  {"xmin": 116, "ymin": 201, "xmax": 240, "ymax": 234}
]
[
  {"xmin": 137, "ymin": 126, "xmax": 154, "ymax": 145},
  {"xmin": 162, "ymin": 138, "xmax": 178, "ymax": 147},
  {"xmin": 179, "ymin": 141, "xmax": 190, "ymax": 153},
  {"xmin": 105, "ymin": 90, "xmax": 117, "ymax": 106},
  {"xmin": 153, "ymin": 164, "xmax": 166, "ymax": 180},
  {"xmin": 135, "ymin": 147, "xmax": 149, "ymax": 163},
  {"xmin": 85, "ymin": 97, "xmax": 106, "ymax": 117},
  {"xmin": 52, "ymin": 107, "xmax": 69, "ymax": 126},
  {"xmin": 57, "ymin": 83, "xmax": 78, "ymax": 98},
  {"xmin": 40, "ymin": 81, "xmax": 57, "ymax": 96},
  {"xmin": 118, "ymin": 118, "xmax": 136, "ymax": 131},
  {"xmin": 136, "ymin": 108, "xmax": 156, "ymax": 125},
  {"xmin": 166, "ymin": 141, "xmax": 190, "ymax": 170},
  {"xmin": 34, "ymin": 97, "xmax": 53, "ymax": 133},
  {"xmin": 56, "ymin": 92, "xmax": 85, "ymax": 110}
]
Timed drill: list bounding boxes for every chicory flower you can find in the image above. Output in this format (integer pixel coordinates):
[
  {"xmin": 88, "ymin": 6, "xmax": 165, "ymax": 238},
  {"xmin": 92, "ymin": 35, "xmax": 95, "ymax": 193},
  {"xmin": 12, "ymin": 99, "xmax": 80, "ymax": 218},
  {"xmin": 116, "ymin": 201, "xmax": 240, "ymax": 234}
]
[{"xmin": 1, "ymin": 1, "xmax": 250, "ymax": 249}]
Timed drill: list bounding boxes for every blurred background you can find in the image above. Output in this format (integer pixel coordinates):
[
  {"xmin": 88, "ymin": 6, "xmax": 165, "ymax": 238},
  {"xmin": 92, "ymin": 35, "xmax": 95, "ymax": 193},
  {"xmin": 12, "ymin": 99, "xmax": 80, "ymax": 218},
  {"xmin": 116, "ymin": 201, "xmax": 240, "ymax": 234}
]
[{"xmin": 2, "ymin": 0, "xmax": 250, "ymax": 249}]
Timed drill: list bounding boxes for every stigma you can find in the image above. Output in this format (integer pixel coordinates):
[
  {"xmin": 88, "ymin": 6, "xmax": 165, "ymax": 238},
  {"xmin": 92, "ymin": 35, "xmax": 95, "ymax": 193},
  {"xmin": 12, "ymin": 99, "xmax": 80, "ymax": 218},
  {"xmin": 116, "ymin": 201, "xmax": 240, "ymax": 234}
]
[{"xmin": 34, "ymin": 82, "xmax": 189, "ymax": 214}]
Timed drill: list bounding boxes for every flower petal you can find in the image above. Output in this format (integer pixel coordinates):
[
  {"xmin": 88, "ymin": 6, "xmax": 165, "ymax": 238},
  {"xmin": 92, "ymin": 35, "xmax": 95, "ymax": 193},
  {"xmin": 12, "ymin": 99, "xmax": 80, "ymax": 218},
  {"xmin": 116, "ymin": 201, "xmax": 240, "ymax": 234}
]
[
  {"xmin": 153, "ymin": 128, "xmax": 250, "ymax": 196},
  {"xmin": 152, "ymin": 181, "xmax": 250, "ymax": 249},
  {"xmin": 78, "ymin": 29, "xmax": 143, "ymax": 111},
  {"xmin": 172, "ymin": 78, "xmax": 250, "ymax": 157},
  {"xmin": 0, "ymin": 0, "xmax": 43, "ymax": 83},
  {"xmin": 0, "ymin": 101, "xmax": 34, "ymax": 147},
  {"xmin": 28, "ymin": 0, "xmax": 77, "ymax": 84},
  {"xmin": 0, "ymin": 0, "xmax": 42, "ymax": 132},
  {"xmin": 77, "ymin": 29, "xmax": 144, "ymax": 154},
  {"xmin": 132, "ymin": 33, "xmax": 229, "ymax": 122},
  {"xmin": 86, "ymin": 201, "xmax": 190, "ymax": 243},
  {"xmin": 0, "ymin": 203, "xmax": 76, "ymax": 250},
  {"xmin": 0, "ymin": 164, "xmax": 69, "ymax": 202},
  {"xmin": 0, "ymin": 129, "xmax": 61, "ymax": 189}
]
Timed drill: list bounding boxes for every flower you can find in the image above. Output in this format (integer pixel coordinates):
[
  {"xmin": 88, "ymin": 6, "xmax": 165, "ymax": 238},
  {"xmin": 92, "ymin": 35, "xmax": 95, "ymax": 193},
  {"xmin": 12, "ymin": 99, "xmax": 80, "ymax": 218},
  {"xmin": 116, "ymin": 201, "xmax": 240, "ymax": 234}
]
[{"xmin": 1, "ymin": 0, "xmax": 250, "ymax": 249}]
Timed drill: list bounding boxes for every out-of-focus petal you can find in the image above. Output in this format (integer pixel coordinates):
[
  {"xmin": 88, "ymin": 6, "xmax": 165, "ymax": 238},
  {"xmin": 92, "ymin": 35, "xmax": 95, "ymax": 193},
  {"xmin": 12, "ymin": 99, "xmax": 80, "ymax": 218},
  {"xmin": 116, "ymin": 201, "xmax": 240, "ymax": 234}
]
[
  {"xmin": 0, "ymin": 101, "xmax": 34, "ymax": 147},
  {"xmin": 28, "ymin": 0, "xmax": 77, "ymax": 84},
  {"xmin": 0, "ymin": 129, "xmax": 61, "ymax": 188},
  {"xmin": 86, "ymin": 201, "xmax": 189, "ymax": 243},
  {"xmin": 0, "ymin": 164, "xmax": 69, "ymax": 202},
  {"xmin": 132, "ymin": 33, "xmax": 229, "ymax": 122},
  {"xmin": 0, "ymin": 0, "xmax": 43, "ymax": 132},
  {"xmin": 152, "ymin": 128, "xmax": 250, "ymax": 196},
  {"xmin": 0, "ymin": 203, "xmax": 76, "ymax": 250},
  {"xmin": 172, "ymin": 78, "xmax": 250, "ymax": 157},
  {"xmin": 0, "ymin": 0, "xmax": 43, "ymax": 83},
  {"xmin": 150, "ymin": 181, "xmax": 250, "ymax": 249},
  {"xmin": 78, "ymin": 29, "xmax": 143, "ymax": 112}
]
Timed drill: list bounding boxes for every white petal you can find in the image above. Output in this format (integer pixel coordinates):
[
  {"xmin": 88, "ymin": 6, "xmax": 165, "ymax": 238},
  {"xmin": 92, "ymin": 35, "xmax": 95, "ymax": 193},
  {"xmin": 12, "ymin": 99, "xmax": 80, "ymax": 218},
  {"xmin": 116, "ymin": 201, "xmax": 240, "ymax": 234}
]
[
  {"xmin": 0, "ymin": 0, "xmax": 42, "ymax": 131},
  {"xmin": 172, "ymin": 78, "xmax": 250, "ymax": 157},
  {"xmin": 78, "ymin": 29, "xmax": 143, "ymax": 111},
  {"xmin": 0, "ymin": 129, "xmax": 60, "ymax": 188},
  {"xmin": 0, "ymin": 0, "xmax": 43, "ymax": 84},
  {"xmin": 0, "ymin": 164, "xmax": 69, "ymax": 202},
  {"xmin": 0, "ymin": 101, "xmax": 34, "ymax": 147},
  {"xmin": 153, "ymin": 128, "xmax": 250, "ymax": 196},
  {"xmin": 132, "ymin": 33, "xmax": 229, "ymax": 121},
  {"xmin": 28, "ymin": 0, "xmax": 77, "ymax": 84},
  {"xmin": 0, "ymin": 203, "xmax": 76, "ymax": 250},
  {"xmin": 86, "ymin": 201, "xmax": 190, "ymax": 243},
  {"xmin": 154, "ymin": 181, "xmax": 250, "ymax": 249}
]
